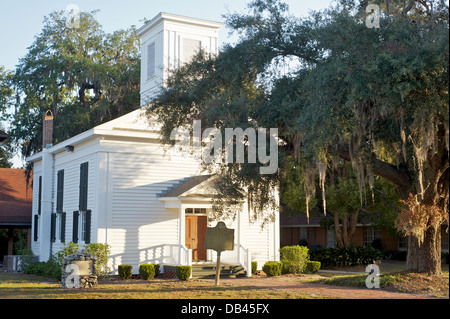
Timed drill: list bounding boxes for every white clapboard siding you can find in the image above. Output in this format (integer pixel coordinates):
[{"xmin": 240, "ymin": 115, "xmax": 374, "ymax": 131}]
[{"xmin": 104, "ymin": 141, "xmax": 202, "ymax": 271}]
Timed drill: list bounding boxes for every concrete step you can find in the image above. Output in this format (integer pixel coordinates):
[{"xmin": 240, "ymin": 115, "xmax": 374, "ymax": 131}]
[{"xmin": 191, "ymin": 263, "xmax": 247, "ymax": 278}]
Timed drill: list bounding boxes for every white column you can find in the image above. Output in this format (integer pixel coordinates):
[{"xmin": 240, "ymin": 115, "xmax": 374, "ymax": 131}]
[
  {"xmin": 178, "ymin": 203, "xmax": 185, "ymax": 264},
  {"xmin": 39, "ymin": 149, "xmax": 54, "ymax": 262}
]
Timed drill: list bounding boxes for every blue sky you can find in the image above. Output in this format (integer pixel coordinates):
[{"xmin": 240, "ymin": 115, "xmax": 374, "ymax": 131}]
[
  {"xmin": 0, "ymin": 0, "xmax": 332, "ymax": 167},
  {"xmin": 0, "ymin": 0, "xmax": 333, "ymax": 72}
]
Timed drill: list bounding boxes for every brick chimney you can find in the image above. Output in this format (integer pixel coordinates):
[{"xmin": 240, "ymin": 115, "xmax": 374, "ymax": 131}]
[{"xmin": 43, "ymin": 110, "xmax": 54, "ymax": 148}]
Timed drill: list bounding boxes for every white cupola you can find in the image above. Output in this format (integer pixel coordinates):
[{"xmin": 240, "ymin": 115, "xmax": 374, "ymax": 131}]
[{"xmin": 136, "ymin": 12, "xmax": 224, "ymax": 106}]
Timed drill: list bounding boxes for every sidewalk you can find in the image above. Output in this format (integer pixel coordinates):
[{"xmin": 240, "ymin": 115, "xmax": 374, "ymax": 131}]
[{"xmin": 196, "ymin": 274, "xmax": 441, "ymax": 299}]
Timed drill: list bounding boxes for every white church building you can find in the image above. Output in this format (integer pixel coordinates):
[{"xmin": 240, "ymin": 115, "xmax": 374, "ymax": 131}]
[{"xmin": 27, "ymin": 12, "xmax": 280, "ymax": 276}]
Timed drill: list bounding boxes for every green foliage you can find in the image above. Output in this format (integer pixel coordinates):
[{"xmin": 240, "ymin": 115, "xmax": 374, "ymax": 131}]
[
  {"xmin": 83, "ymin": 243, "xmax": 111, "ymax": 277},
  {"xmin": 262, "ymin": 261, "xmax": 282, "ymax": 276},
  {"xmin": 306, "ymin": 261, "xmax": 321, "ymax": 273},
  {"xmin": 118, "ymin": 265, "xmax": 133, "ymax": 280},
  {"xmin": 139, "ymin": 264, "xmax": 155, "ymax": 280},
  {"xmin": 55, "ymin": 242, "xmax": 79, "ymax": 265},
  {"xmin": 251, "ymin": 261, "xmax": 257, "ymax": 275},
  {"xmin": 279, "ymin": 245, "xmax": 309, "ymax": 274},
  {"xmin": 176, "ymin": 266, "xmax": 191, "ymax": 281},
  {"xmin": 7, "ymin": 10, "xmax": 140, "ymax": 160},
  {"xmin": 23, "ymin": 256, "xmax": 62, "ymax": 280},
  {"xmin": 310, "ymin": 246, "xmax": 384, "ymax": 267},
  {"xmin": 154, "ymin": 264, "xmax": 161, "ymax": 278},
  {"xmin": 325, "ymin": 169, "xmax": 362, "ymax": 219}
]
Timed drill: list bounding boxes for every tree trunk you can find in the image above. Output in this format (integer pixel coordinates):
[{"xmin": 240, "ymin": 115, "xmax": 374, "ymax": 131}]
[
  {"xmin": 333, "ymin": 211, "xmax": 344, "ymax": 247},
  {"xmin": 407, "ymin": 224, "xmax": 442, "ymax": 275},
  {"xmin": 334, "ymin": 212, "xmax": 359, "ymax": 248}
]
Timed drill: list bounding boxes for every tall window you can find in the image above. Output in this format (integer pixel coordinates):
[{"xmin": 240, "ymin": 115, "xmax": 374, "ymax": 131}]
[
  {"xmin": 73, "ymin": 162, "xmax": 91, "ymax": 244},
  {"xmin": 79, "ymin": 162, "xmax": 88, "ymax": 211},
  {"xmin": 147, "ymin": 42, "xmax": 155, "ymax": 79},
  {"xmin": 56, "ymin": 170, "xmax": 64, "ymax": 213}
]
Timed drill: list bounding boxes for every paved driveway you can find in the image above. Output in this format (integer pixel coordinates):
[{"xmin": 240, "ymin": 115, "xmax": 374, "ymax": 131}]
[{"xmin": 197, "ymin": 274, "xmax": 441, "ymax": 299}]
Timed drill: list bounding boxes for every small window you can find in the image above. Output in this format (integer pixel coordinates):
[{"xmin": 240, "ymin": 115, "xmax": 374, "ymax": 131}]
[
  {"xmin": 185, "ymin": 208, "xmax": 207, "ymax": 215},
  {"xmin": 147, "ymin": 42, "xmax": 155, "ymax": 79}
]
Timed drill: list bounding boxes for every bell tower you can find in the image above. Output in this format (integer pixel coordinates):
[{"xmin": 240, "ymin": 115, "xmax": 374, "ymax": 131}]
[{"xmin": 136, "ymin": 13, "xmax": 223, "ymax": 106}]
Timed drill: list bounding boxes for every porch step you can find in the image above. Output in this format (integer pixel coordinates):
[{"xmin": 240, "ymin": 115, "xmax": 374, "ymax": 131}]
[{"xmin": 191, "ymin": 263, "xmax": 247, "ymax": 278}]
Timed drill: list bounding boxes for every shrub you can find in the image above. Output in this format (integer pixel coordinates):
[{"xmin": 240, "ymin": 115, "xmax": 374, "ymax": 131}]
[
  {"xmin": 118, "ymin": 265, "xmax": 133, "ymax": 280},
  {"xmin": 84, "ymin": 243, "xmax": 111, "ymax": 277},
  {"xmin": 176, "ymin": 266, "xmax": 191, "ymax": 280},
  {"xmin": 262, "ymin": 261, "xmax": 282, "ymax": 276},
  {"xmin": 139, "ymin": 264, "xmax": 155, "ymax": 280},
  {"xmin": 154, "ymin": 264, "xmax": 161, "ymax": 277},
  {"xmin": 306, "ymin": 261, "xmax": 321, "ymax": 273},
  {"xmin": 251, "ymin": 261, "xmax": 257, "ymax": 275},
  {"xmin": 383, "ymin": 250, "xmax": 407, "ymax": 261},
  {"xmin": 279, "ymin": 245, "xmax": 309, "ymax": 274},
  {"xmin": 56, "ymin": 242, "xmax": 80, "ymax": 265},
  {"xmin": 310, "ymin": 246, "xmax": 384, "ymax": 267},
  {"xmin": 23, "ymin": 256, "xmax": 62, "ymax": 280}
]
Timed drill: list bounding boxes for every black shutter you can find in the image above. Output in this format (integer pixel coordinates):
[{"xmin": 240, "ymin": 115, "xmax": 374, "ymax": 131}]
[
  {"xmin": 38, "ymin": 176, "xmax": 42, "ymax": 215},
  {"xmin": 56, "ymin": 170, "xmax": 64, "ymax": 213},
  {"xmin": 79, "ymin": 162, "xmax": 88, "ymax": 211},
  {"xmin": 85, "ymin": 210, "xmax": 91, "ymax": 244},
  {"xmin": 33, "ymin": 215, "xmax": 39, "ymax": 241},
  {"xmin": 61, "ymin": 212, "xmax": 66, "ymax": 243},
  {"xmin": 72, "ymin": 211, "xmax": 79, "ymax": 243},
  {"xmin": 50, "ymin": 213, "xmax": 56, "ymax": 243}
]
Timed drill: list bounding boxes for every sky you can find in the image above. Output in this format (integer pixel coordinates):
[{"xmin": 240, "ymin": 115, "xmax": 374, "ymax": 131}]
[{"xmin": 0, "ymin": 0, "xmax": 333, "ymax": 167}]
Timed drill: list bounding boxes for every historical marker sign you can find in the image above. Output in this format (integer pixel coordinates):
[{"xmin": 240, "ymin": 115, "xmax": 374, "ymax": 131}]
[{"xmin": 204, "ymin": 221, "xmax": 235, "ymax": 286}]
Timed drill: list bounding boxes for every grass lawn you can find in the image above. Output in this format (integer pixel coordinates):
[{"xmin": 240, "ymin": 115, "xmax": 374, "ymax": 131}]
[
  {"xmin": 314, "ymin": 261, "xmax": 449, "ymax": 298},
  {"xmin": 0, "ymin": 272, "xmax": 322, "ymax": 299}
]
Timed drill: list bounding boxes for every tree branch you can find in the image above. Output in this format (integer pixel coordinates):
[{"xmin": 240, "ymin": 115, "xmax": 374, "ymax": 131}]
[{"xmin": 333, "ymin": 142, "xmax": 413, "ymax": 194}]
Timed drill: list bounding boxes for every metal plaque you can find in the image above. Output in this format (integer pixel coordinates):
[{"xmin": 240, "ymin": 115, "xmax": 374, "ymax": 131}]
[{"xmin": 204, "ymin": 221, "xmax": 234, "ymax": 253}]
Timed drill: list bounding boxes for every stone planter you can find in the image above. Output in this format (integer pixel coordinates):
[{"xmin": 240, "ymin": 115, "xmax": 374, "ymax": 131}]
[{"xmin": 61, "ymin": 251, "xmax": 97, "ymax": 289}]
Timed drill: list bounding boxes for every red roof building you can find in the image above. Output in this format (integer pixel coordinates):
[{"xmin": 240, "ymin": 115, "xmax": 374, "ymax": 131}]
[{"xmin": 0, "ymin": 168, "xmax": 32, "ymax": 258}]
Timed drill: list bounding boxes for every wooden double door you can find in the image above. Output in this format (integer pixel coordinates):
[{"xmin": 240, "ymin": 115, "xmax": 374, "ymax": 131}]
[{"xmin": 185, "ymin": 215, "xmax": 208, "ymax": 261}]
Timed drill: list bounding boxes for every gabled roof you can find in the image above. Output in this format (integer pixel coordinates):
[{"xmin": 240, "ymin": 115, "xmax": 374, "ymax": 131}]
[
  {"xmin": 27, "ymin": 107, "xmax": 161, "ymax": 163},
  {"xmin": 0, "ymin": 168, "xmax": 32, "ymax": 226},
  {"xmin": 159, "ymin": 175, "xmax": 215, "ymax": 198}
]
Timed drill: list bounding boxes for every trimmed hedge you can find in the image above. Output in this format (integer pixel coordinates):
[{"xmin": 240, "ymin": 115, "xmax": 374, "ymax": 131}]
[
  {"xmin": 306, "ymin": 261, "xmax": 321, "ymax": 273},
  {"xmin": 23, "ymin": 258, "xmax": 62, "ymax": 280},
  {"xmin": 139, "ymin": 264, "xmax": 155, "ymax": 280},
  {"xmin": 251, "ymin": 261, "xmax": 257, "ymax": 275},
  {"xmin": 280, "ymin": 245, "xmax": 309, "ymax": 274},
  {"xmin": 309, "ymin": 246, "xmax": 384, "ymax": 267},
  {"xmin": 176, "ymin": 266, "xmax": 191, "ymax": 280},
  {"xmin": 118, "ymin": 265, "xmax": 133, "ymax": 280},
  {"xmin": 262, "ymin": 261, "xmax": 282, "ymax": 276}
]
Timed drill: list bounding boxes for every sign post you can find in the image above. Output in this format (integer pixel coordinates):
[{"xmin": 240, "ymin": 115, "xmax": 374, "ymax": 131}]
[{"xmin": 204, "ymin": 221, "xmax": 234, "ymax": 286}]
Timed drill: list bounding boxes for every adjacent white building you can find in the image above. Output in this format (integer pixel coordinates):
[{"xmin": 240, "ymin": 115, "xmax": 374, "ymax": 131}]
[{"xmin": 27, "ymin": 13, "xmax": 280, "ymax": 276}]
